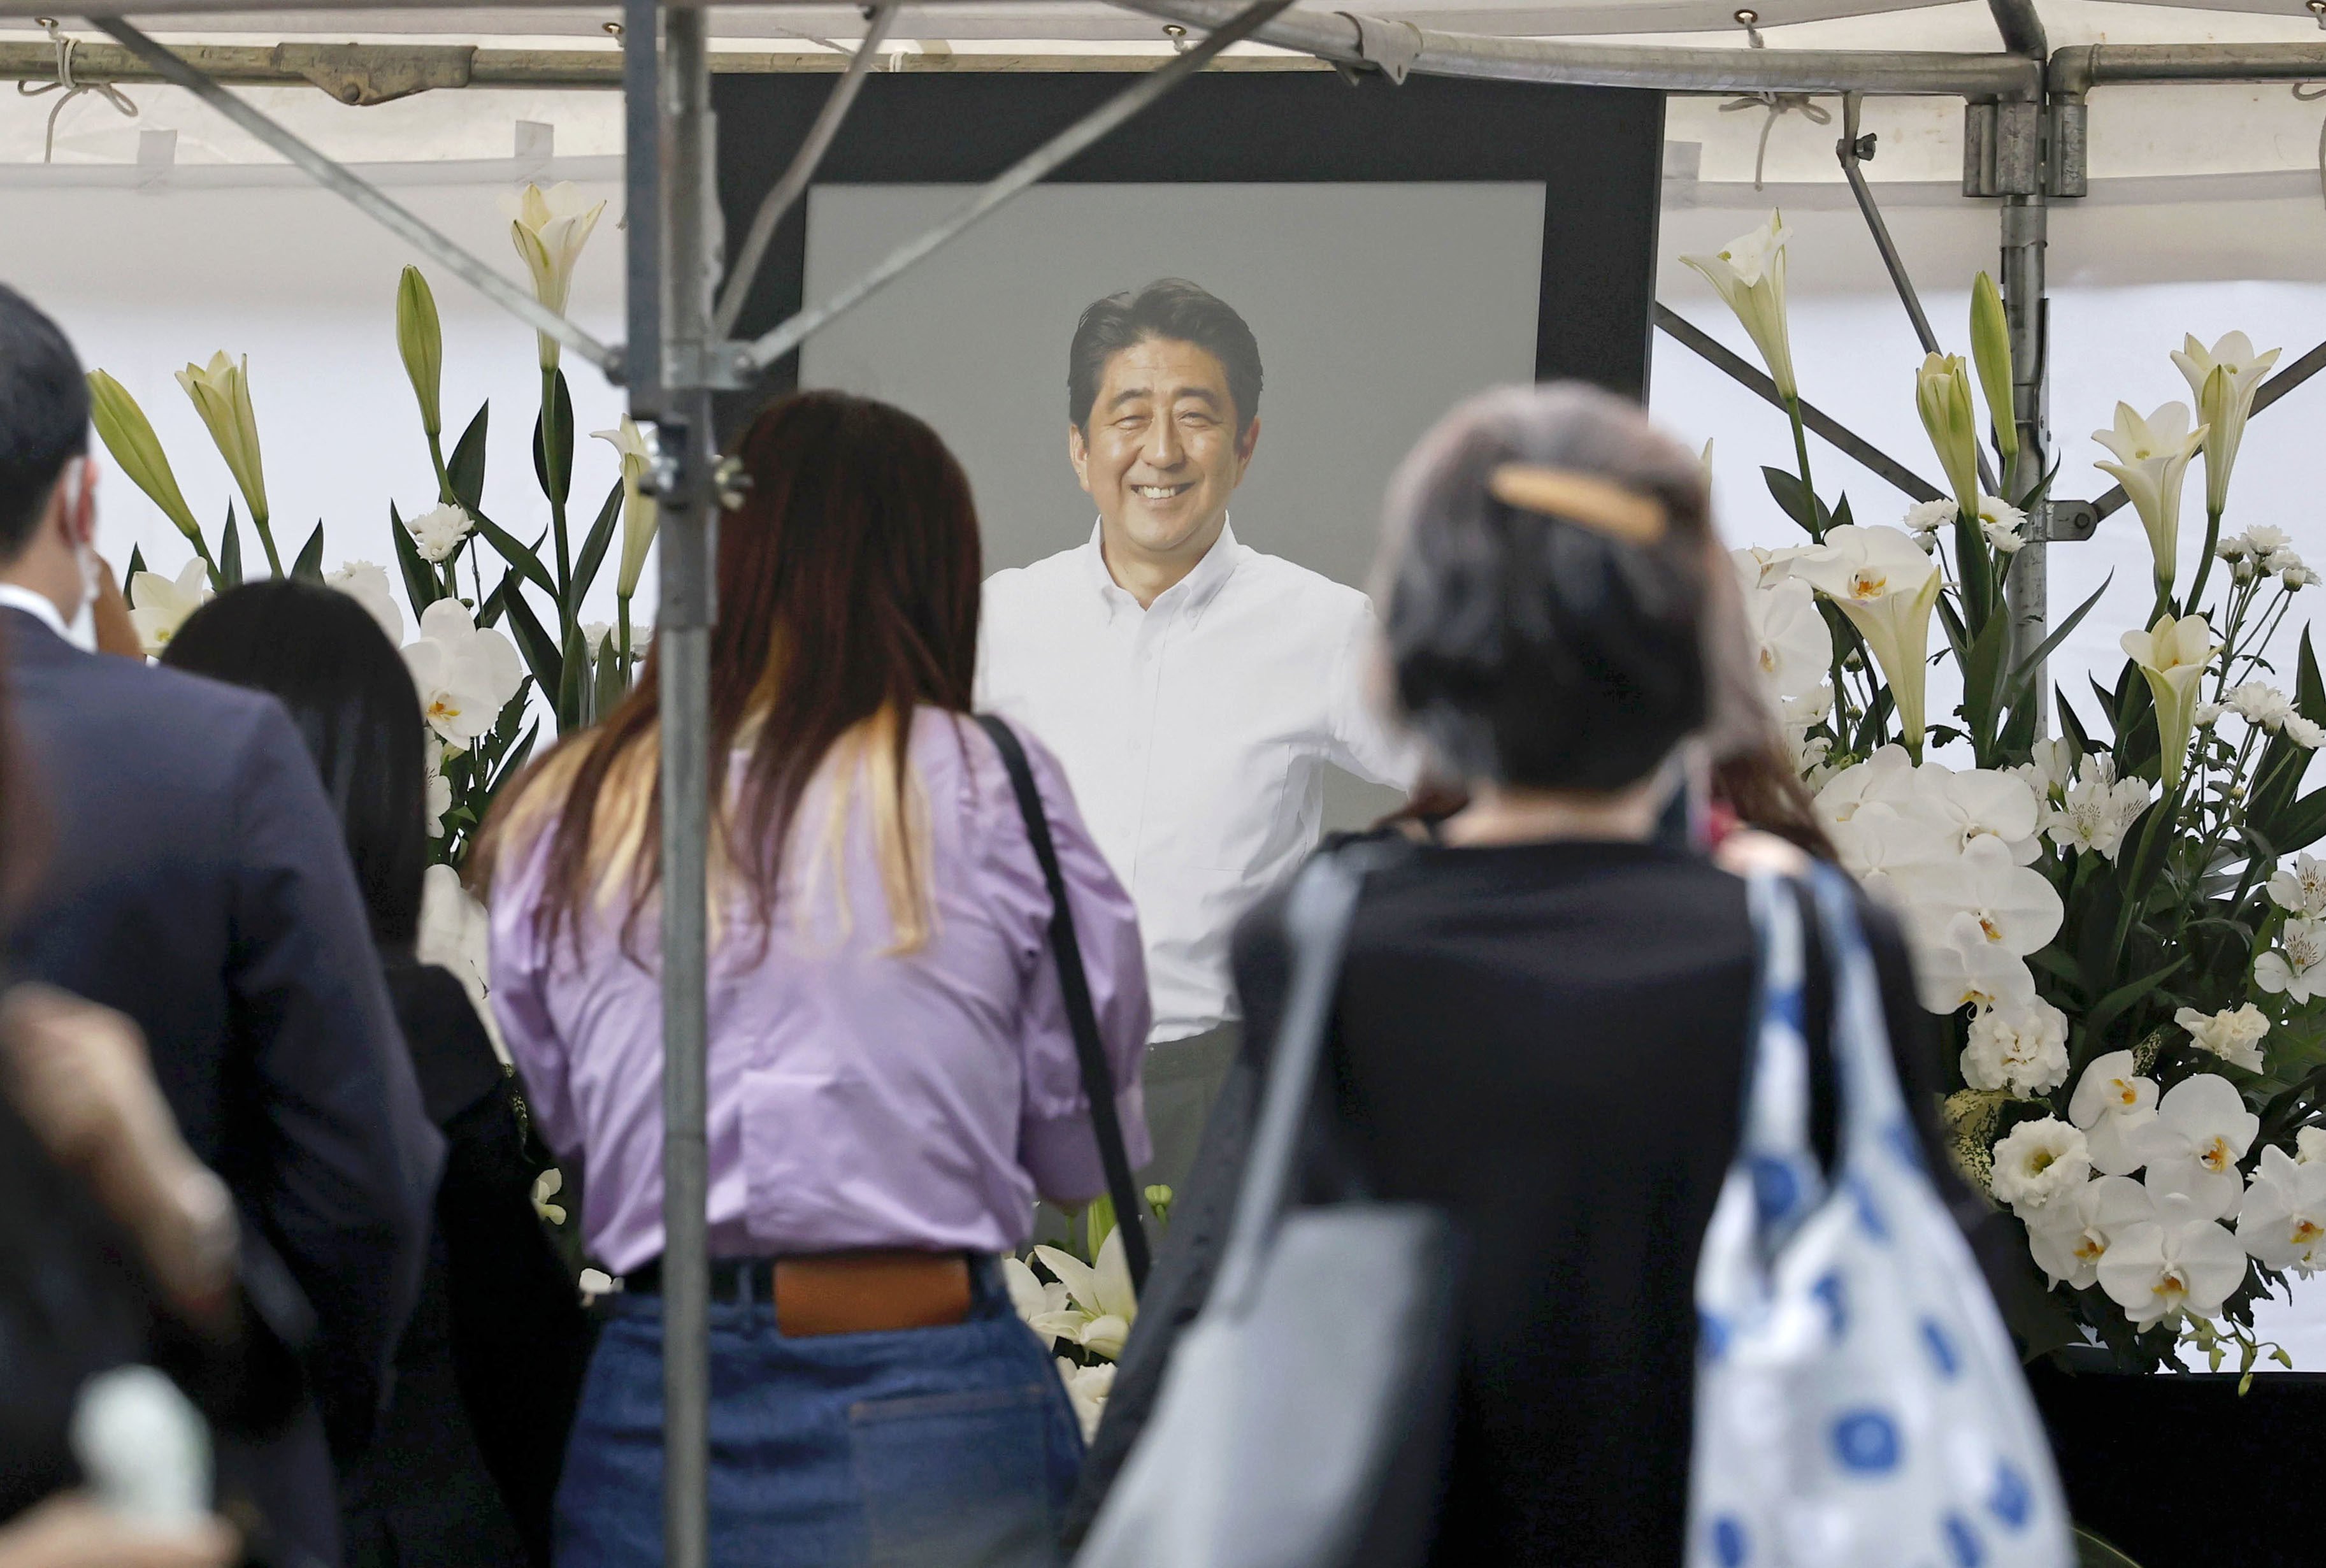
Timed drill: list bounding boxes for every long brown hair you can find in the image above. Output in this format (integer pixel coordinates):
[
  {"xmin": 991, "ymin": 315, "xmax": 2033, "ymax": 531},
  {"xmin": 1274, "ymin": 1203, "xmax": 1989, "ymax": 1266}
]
[{"xmin": 482, "ymin": 391, "xmax": 982, "ymax": 957}]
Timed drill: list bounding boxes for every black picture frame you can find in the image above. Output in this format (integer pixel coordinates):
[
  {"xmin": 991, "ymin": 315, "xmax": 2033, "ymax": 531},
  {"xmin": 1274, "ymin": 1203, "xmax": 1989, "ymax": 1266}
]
[{"xmin": 710, "ymin": 69, "xmax": 1665, "ymax": 436}]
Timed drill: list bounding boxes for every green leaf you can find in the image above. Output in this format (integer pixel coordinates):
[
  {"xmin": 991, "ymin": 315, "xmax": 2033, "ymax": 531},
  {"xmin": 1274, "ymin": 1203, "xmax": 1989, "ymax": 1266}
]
[
  {"xmin": 594, "ymin": 631, "xmax": 626, "ymax": 720},
  {"xmin": 556, "ymin": 617, "xmax": 590, "ymax": 731},
  {"xmin": 1762, "ymin": 465, "xmax": 1827, "ymax": 538},
  {"xmin": 218, "ymin": 502, "xmax": 243, "ymax": 590},
  {"xmin": 2057, "ymin": 686, "xmax": 2093, "ymax": 759},
  {"xmin": 470, "ymin": 504, "xmax": 559, "ymax": 598},
  {"xmin": 2299, "ymin": 628, "xmax": 2325, "ymax": 726},
  {"xmin": 389, "ymin": 501, "xmax": 443, "ymax": 615},
  {"xmin": 1960, "ymin": 607, "xmax": 2013, "ymax": 763},
  {"xmin": 533, "ymin": 370, "xmax": 575, "ymax": 508},
  {"xmin": 2001, "ymin": 573, "xmax": 2114, "ymax": 716},
  {"xmin": 122, "ymin": 545, "xmax": 146, "ymax": 596},
  {"xmin": 498, "ymin": 572, "xmax": 563, "ymax": 701},
  {"xmin": 1955, "ymin": 509, "xmax": 1993, "ymax": 636},
  {"xmin": 291, "ymin": 521, "xmax": 326, "ymax": 584},
  {"xmin": 448, "ymin": 403, "xmax": 490, "ymax": 512},
  {"xmin": 2267, "ymin": 789, "xmax": 2326, "ymax": 856},
  {"xmin": 2074, "ymin": 1525, "xmax": 2146, "ymax": 1567},
  {"xmin": 571, "ymin": 478, "xmax": 623, "ymax": 606},
  {"xmin": 2085, "ymin": 955, "xmax": 2188, "ymax": 1047}
]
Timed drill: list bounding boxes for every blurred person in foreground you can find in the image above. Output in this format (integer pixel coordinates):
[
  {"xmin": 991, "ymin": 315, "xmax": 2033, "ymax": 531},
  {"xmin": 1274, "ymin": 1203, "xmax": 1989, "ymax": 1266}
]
[
  {"xmin": 166, "ymin": 581, "xmax": 594, "ymax": 1568},
  {"xmin": 1068, "ymin": 384, "xmax": 1982, "ymax": 1562},
  {"xmin": 477, "ymin": 391, "xmax": 1150, "ymax": 1568},
  {"xmin": 0, "ymin": 284, "xmax": 440, "ymax": 1565}
]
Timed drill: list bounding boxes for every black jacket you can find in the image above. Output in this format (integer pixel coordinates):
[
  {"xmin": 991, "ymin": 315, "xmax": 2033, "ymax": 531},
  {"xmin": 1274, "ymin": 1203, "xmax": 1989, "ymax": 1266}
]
[
  {"xmin": 4, "ymin": 609, "xmax": 442, "ymax": 1567},
  {"xmin": 341, "ymin": 960, "xmax": 594, "ymax": 1568}
]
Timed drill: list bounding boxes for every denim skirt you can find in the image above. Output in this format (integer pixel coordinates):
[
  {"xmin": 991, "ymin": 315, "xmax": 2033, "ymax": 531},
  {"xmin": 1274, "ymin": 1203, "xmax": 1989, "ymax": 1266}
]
[{"xmin": 553, "ymin": 1258, "xmax": 1085, "ymax": 1568}]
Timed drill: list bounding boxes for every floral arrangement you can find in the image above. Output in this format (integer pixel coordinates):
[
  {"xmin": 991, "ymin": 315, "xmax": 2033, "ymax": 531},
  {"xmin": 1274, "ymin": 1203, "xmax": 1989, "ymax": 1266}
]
[
  {"xmin": 1003, "ymin": 1188, "xmax": 1172, "ymax": 1438},
  {"xmin": 83, "ymin": 182, "xmax": 655, "ymax": 879},
  {"xmin": 1693, "ymin": 211, "xmax": 2326, "ymax": 1377}
]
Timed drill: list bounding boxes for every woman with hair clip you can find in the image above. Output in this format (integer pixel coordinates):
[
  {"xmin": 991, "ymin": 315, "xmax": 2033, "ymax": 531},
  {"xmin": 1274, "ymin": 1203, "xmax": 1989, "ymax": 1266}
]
[
  {"xmin": 476, "ymin": 391, "xmax": 1151, "ymax": 1568},
  {"xmin": 164, "ymin": 580, "xmax": 592, "ymax": 1568},
  {"xmin": 1068, "ymin": 382, "xmax": 1992, "ymax": 1564}
]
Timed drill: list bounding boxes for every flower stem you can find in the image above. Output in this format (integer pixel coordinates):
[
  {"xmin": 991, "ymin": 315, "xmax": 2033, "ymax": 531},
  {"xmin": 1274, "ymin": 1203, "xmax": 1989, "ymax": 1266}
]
[
  {"xmin": 618, "ymin": 595, "xmax": 633, "ymax": 681},
  {"xmin": 1786, "ymin": 398, "xmax": 1818, "ymax": 537},
  {"xmin": 2185, "ymin": 507, "xmax": 2224, "ymax": 615},
  {"xmin": 428, "ymin": 431, "xmax": 454, "ymax": 507},
  {"xmin": 251, "ymin": 512, "xmax": 284, "ymax": 579}
]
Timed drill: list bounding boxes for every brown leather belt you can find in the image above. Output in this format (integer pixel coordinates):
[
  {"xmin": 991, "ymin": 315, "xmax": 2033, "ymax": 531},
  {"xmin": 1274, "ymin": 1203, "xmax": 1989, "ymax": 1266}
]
[{"xmin": 622, "ymin": 1250, "xmax": 973, "ymax": 1337}]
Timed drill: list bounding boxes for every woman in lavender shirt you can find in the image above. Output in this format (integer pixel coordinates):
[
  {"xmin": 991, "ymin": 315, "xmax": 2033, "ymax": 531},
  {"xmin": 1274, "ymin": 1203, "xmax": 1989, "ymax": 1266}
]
[{"xmin": 477, "ymin": 392, "xmax": 1152, "ymax": 1568}]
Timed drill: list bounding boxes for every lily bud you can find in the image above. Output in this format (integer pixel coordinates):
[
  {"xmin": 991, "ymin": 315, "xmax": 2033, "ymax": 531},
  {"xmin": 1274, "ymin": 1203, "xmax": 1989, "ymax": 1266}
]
[
  {"xmin": 175, "ymin": 352, "xmax": 268, "ymax": 527},
  {"xmin": 1914, "ymin": 352, "xmax": 1981, "ymax": 520},
  {"xmin": 1969, "ymin": 272, "xmax": 2019, "ymax": 466},
  {"xmin": 85, "ymin": 370, "xmax": 203, "ymax": 543},
  {"xmin": 2120, "ymin": 612, "xmax": 2221, "ymax": 791},
  {"xmin": 593, "ymin": 419, "xmax": 659, "ymax": 598},
  {"xmin": 396, "ymin": 266, "xmax": 444, "ymax": 439}
]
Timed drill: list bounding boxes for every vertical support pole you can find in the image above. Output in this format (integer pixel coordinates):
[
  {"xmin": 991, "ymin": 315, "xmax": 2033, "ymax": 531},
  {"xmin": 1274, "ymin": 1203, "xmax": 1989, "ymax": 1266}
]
[
  {"xmin": 622, "ymin": 0, "xmax": 663, "ymax": 415},
  {"xmin": 2000, "ymin": 121, "xmax": 2050, "ymax": 734},
  {"xmin": 656, "ymin": 8, "xmax": 717, "ymax": 1568}
]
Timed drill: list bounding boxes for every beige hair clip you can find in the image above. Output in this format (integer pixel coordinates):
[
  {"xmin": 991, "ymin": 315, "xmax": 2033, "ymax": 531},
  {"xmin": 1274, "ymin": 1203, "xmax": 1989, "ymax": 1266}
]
[{"xmin": 1487, "ymin": 464, "xmax": 1669, "ymax": 546}]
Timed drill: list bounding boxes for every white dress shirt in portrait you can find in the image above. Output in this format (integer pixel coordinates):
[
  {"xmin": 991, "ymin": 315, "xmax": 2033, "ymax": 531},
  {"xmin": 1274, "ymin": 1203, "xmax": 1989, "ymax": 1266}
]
[{"xmin": 977, "ymin": 521, "xmax": 1418, "ymax": 1042}]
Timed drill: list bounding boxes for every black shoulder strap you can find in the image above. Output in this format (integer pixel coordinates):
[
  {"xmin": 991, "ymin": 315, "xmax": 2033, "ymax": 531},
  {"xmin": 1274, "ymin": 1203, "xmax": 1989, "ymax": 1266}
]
[{"xmin": 975, "ymin": 714, "xmax": 1152, "ymax": 1291}]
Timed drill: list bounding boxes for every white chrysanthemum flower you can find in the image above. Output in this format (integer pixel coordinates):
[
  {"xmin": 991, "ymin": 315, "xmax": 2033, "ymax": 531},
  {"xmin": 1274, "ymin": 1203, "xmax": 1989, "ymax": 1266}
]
[
  {"xmin": 1992, "ymin": 1117, "xmax": 2092, "ymax": 1214},
  {"xmin": 1902, "ymin": 498, "xmax": 1956, "ymax": 540},
  {"xmin": 2176, "ymin": 1003, "xmax": 2270, "ymax": 1072},
  {"xmin": 1056, "ymin": 1357, "xmax": 1114, "ymax": 1441},
  {"xmin": 1962, "ymin": 998, "xmax": 2071, "ymax": 1097},
  {"xmin": 2195, "ymin": 702, "xmax": 2224, "ymax": 728},
  {"xmin": 1976, "ymin": 494, "xmax": 2027, "ymax": 554},
  {"xmin": 2299, "ymin": 1126, "xmax": 2326, "ymax": 1166},
  {"xmin": 2227, "ymin": 681, "xmax": 2297, "ymax": 732},
  {"xmin": 2257, "ymin": 917, "xmax": 2326, "ymax": 1004},
  {"xmin": 405, "ymin": 502, "xmax": 477, "ymax": 565},
  {"xmin": 2288, "ymin": 716, "xmax": 2326, "ymax": 750}
]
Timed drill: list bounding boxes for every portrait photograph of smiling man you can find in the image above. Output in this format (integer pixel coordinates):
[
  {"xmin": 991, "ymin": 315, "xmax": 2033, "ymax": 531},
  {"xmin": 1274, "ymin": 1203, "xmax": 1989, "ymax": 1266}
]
[{"xmin": 977, "ymin": 279, "xmax": 1419, "ymax": 1194}]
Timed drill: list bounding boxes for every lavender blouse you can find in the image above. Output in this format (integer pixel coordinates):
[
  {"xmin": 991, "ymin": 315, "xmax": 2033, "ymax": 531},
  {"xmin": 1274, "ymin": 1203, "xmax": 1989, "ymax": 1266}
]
[{"xmin": 487, "ymin": 709, "xmax": 1153, "ymax": 1274}]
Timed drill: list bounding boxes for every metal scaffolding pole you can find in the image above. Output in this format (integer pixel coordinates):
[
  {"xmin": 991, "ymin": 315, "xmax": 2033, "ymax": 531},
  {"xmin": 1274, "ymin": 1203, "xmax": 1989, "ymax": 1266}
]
[{"xmin": 1993, "ymin": 0, "xmax": 2050, "ymax": 731}]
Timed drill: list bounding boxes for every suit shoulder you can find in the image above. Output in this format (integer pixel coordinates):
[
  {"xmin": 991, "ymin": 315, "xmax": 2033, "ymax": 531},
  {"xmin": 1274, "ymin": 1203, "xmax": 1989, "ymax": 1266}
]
[{"xmin": 21, "ymin": 654, "xmax": 296, "ymax": 770}]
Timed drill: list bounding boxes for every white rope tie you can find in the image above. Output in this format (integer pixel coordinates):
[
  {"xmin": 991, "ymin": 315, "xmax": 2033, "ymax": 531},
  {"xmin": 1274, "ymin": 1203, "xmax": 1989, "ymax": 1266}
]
[
  {"xmin": 17, "ymin": 17, "xmax": 138, "ymax": 164},
  {"xmin": 1718, "ymin": 92, "xmax": 1832, "ymax": 192}
]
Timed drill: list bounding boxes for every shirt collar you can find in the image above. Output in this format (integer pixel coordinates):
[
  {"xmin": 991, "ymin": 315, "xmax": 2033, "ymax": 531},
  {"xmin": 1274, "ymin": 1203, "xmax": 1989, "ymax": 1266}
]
[
  {"xmin": 0, "ymin": 584, "xmax": 71, "ymax": 643},
  {"xmin": 1079, "ymin": 517, "xmax": 1246, "ymax": 626}
]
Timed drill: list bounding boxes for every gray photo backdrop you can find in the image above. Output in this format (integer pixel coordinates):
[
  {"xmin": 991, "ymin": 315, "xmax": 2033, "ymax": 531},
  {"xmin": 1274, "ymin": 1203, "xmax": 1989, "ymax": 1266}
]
[{"xmin": 801, "ymin": 181, "xmax": 1546, "ymax": 827}]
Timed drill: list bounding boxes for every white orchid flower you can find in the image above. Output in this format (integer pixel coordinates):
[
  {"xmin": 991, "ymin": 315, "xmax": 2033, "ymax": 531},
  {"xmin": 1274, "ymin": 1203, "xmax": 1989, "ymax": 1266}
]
[
  {"xmin": 2121, "ymin": 612, "xmax": 2221, "ymax": 791},
  {"xmin": 406, "ymin": 502, "xmax": 477, "ymax": 565},
  {"xmin": 403, "ymin": 598, "xmax": 525, "ymax": 751},
  {"xmin": 1912, "ymin": 910, "xmax": 2040, "ymax": 1015},
  {"xmin": 2176, "ymin": 1003, "xmax": 2270, "ymax": 1073},
  {"xmin": 420, "ymin": 740, "xmax": 452, "ymax": 841},
  {"xmin": 1962, "ymin": 998, "xmax": 2071, "ymax": 1098},
  {"xmin": 418, "ymin": 862, "xmax": 501, "ymax": 1054},
  {"xmin": 2025, "ymin": 1174, "xmax": 2152, "ymax": 1291},
  {"xmin": 2093, "ymin": 402, "xmax": 2206, "ymax": 596},
  {"xmin": 2096, "ymin": 1189, "xmax": 2248, "ymax": 1328},
  {"xmin": 2239, "ymin": 1145, "xmax": 2326, "ymax": 1276},
  {"xmin": 1914, "ymin": 353, "xmax": 1983, "ymax": 519},
  {"xmin": 1828, "ymin": 801, "xmax": 1954, "ymax": 911},
  {"xmin": 1788, "ymin": 526, "xmax": 1943, "ymax": 753},
  {"xmin": 593, "ymin": 418, "xmax": 660, "ymax": 600},
  {"xmin": 1813, "ymin": 744, "xmax": 1924, "ymax": 827},
  {"xmin": 324, "ymin": 560, "xmax": 404, "ymax": 644},
  {"xmin": 1679, "ymin": 212, "xmax": 1797, "ymax": 400},
  {"xmin": 1029, "ymin": 1229, "xmax": 1137, "ymax": 1362},
  {"xmin": 2269, "ymin": 855, "xmax": 2326, "ymax": 918},
  {"xmin": 1991, "ymin": 1116, "xmax": 2092, "ymax": 1214},
  {"xmin": 2070, "ymin": 1051, "xmax": 2162, "ymax": 1177},
  {"xmin": 1733, "ymin": 542, "xmax": 1816, "ymax": 589},
  {"xmin": 1916, "ymin": 762, "xmax": 2042, "ymax": 863},
  {"xmin": 2172, "ymin": 331, "xmax": 2281, "ymax": 517},
  {"xmin": 1735, "ymin": 572, "xmax": 1828, "ymax": 703},
  {"xmin": 1055, "ymin": 1357, "xmax": 1115, "ymax": 1441},
  {"xmin": 2257, "ymin": 917, "xmax": 2326, "ymax": 1005},
  {"xmin": 2017, "ymin": 737, "xmax": 2079, "ymax": 804},
  {"xmin": 1895, "ymin": 834, "xmax": 2063, "ymax": 961},
  {"xmin": 500, "ymin": 181, "xmax": 607, "ymax": 371},
  {"xmin": 126, "ymin": 559, "xmax": 212, "ymax": 658},
  {"xmin": 175, "ymin": 351, "xmax": 268, "ymax": 529},
  {"xmin": 2133, "ymin": 1072, "xmax": 2259, "ymax": 1224}
]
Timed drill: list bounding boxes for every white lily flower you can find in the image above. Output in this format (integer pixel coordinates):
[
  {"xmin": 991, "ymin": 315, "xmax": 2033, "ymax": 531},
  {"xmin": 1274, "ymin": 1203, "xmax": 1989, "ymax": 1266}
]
[
  {"xmin": 421, "ymin": 739, "xmax": 452, "ymax": 841},
  {"xmin": 324, "ymin": 560, "xmax": 404, "ymax": 644},
  {"xmin": 2093, "ymin": 402, "xmax": 2206, "ymax": 596},
  {"xmin": 2300, "ymin": 1127, "xmax": 2326, "ymax": 1165},
  {"xmin": 1029, "ymin": 1229, "xmax": 1137, "ymax": 1362},
  {"xmin": 2133, "ymin": 1073, "xmax": 2259, "ymax": 1223},
  {"xmin": 406, "ymin": 503, "xmax": 476, "ymax": 565},
  {"xmin": 2025, "ymin": 1175, "xmax": 2153, "ymax": 1291},
  {"xmin": 1788, "ymin": 526, "xmax": 1942, "ymax": 752},
  {"xmin": 2268, "ymin": 854, "xmax": 2326, "ymax": 917},
  {"xmin": 403, "ymin": 598, "xmax": 525, "ymax": 751},
  {"xmin": 2121, "ymin": 612, "xmax": 2221, "ymax": 791},
  {"xmin": 1679, "ymin": 212, "xmax": 1797, "ymax": 400},
  {"xmin": 1991, "ymin": 1116, "xmax": 2092, "ymax": 1215},
  {"xmin": 1055, "ymin": 1357, "xmax": 1115, "ymax": 1442},
  {"xmin": 2257, "ymin": 917, "xmax": 2326, "ymax": 1004},
  {"xmin": 1003, "ymin": 1255, "xmax": 1070, "ymax": 1333},
  {"xmin": 1962, "ymin": 998, "xmax": 2071, "ymax": 1097},
  {"xmin": 175, "ymin": 351, "xmax": 268, "ymax": 528},
  {"xmin": 1735, "ymin": 572, "xmax": 1828, "ymax": 703},
  {"xmin": 500, "ymin": 181, "xmax": 607, "ymax": 371},
  {"xmin": 1902, "ymin": 498, "xmax": 1955, "ymax": 541},
  {"xmin": 127, "ymin": 560, "xmax": 212, "ymax": 658},
  {"xmin": 2239, "ymin": 1145, "xmax": 2326, "ymax": 1276},
  {"xmin": 2172, "ymin": 331, "xmax": 2281, "ymax": 518},
  {"xmin": 2096, "ymin": 1189, "xmax": 2248, "ymax": 1328},
  {"xmin": 593, "ymin": 418, "xmax": 661, "ymax": 601},
  {"xmin": 2070, "ymin": 1051, "xmax": 2162, "ymax": 1177},
  {"xmin": 418, "ymin": 862, "xmax": 500, "ymax": 1056},
  {"xmin": 2176, "ymin": 1003, "xmax": 2271, "ymax": 1073}
]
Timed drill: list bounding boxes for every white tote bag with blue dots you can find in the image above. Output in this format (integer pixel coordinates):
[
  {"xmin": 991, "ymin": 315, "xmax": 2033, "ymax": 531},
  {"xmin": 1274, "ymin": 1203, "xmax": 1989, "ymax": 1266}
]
[{"xmin": 1686, "ymin": 867, "xmax": 2071, "ymax": 1568}]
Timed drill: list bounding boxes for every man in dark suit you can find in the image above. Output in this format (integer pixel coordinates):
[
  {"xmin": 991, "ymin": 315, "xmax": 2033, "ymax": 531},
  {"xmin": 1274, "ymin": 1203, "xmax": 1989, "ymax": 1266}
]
[{"xmin": 0, "ymin": 284, "xmax": 442, "ymax": 1566}]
